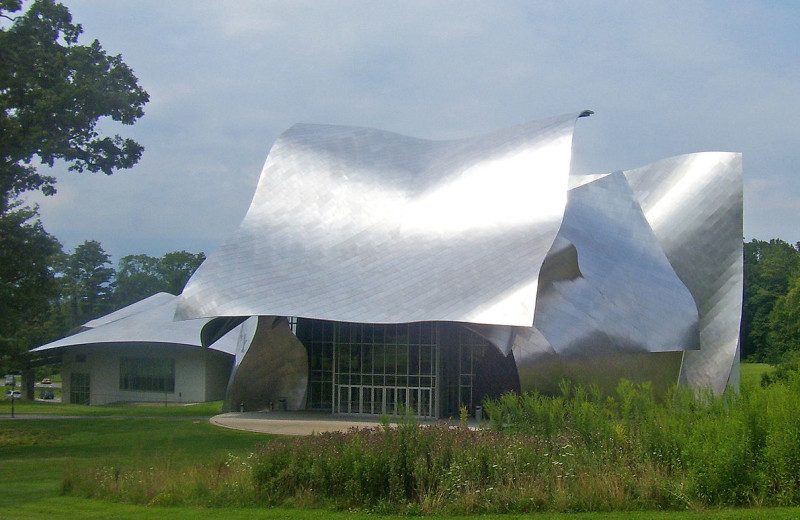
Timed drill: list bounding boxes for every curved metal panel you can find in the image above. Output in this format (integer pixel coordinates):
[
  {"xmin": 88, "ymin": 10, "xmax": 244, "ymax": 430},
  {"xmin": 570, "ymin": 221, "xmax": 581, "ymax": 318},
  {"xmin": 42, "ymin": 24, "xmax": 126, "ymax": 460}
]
[
  {"xmin": 30, "ymin": 293, "xmax": 245, "ymax": 356},
  {"xmin": 532, "ymin": 171, "xmax": 699, "ymax": 356},
  {"xmin": 176, "ymin": 113, "xmax": 585, "ymax": 327},
  {"xmin": 82, "ymin": 292, "xmax": 175, "ymax": 330},
  {"xmin": 223, "ymin": 316, "xmax": 308, "ymax": 412},
  {"xmin": 622, "ymin": 153, "xmax": 743, "ymax": 392},
  {"xmin": 513, "ymin": 171, "xmax": 701, "ymax": 393}
]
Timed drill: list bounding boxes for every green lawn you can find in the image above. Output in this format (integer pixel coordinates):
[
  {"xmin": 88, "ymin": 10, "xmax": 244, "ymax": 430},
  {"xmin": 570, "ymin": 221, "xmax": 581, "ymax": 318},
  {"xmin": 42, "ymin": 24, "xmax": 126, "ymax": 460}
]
[
  {"xmin": 740, "ymin": 362, "xmax": 774, "ymax": 388},
  {"xmin": 1, "ymin": 399, "xmax": 225, "ymax": 417}
]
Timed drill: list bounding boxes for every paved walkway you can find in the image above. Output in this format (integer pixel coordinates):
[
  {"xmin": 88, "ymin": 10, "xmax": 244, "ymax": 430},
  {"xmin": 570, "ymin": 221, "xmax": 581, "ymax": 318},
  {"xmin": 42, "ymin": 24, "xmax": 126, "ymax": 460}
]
[{"xmin": 210, "ymin": 410, "xmax": 448, "ymax": 436}]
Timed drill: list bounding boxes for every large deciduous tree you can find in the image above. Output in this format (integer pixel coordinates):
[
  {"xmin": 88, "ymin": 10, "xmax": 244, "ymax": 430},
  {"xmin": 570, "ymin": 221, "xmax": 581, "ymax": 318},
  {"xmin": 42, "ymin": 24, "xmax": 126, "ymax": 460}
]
[
  {"xmin": 0, "ymin": 0, "xmax": 148, "ymax": 369},
  {"xmin": 0, "ymin": 0, "xmax": 149, "ymax": 209},
  {"xmin": 113, "ymin": 254, "xmax": 162, "ymax": 307}
]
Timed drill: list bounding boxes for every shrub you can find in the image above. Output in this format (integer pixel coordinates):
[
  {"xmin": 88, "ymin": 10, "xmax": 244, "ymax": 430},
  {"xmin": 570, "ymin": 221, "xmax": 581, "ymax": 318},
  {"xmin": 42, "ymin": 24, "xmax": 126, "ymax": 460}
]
[{"xmin": 63, "ymin": 376, "xmax": 800, "ymax": 513}]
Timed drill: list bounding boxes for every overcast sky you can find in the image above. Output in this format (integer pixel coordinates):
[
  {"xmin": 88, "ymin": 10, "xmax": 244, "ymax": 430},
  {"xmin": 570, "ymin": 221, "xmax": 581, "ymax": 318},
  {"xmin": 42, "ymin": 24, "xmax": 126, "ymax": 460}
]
[{"xmin": 21, "ymin": 1, "xmax": 800, "ymax": 262}]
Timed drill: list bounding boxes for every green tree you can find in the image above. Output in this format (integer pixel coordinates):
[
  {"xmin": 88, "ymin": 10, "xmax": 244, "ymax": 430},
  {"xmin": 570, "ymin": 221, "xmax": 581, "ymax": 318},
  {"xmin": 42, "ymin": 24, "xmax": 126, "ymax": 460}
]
[
  {"xmin": 0, "ymin": 0, "xmax": 149, "ymax": 210},
  {"xmin": 768, "ymin": 273, "xmax": 800, "ymax": 359},
  {"xmin": 113, "ymin": 250, "xmax": 205, "ymax": 307},
  {"xmin": 113, "ymin": 254, "xmax": 162, "ymax": 307},
  {"xmin": 62, "ymin": 239, "xmax": 115, "ymax": 327},
  {"xmin": 0, "ymin": 0, "xmax": 147, "ymax": 369},
  {"xmin": 157, "ymin": 250, "xmax": 206, "ymax": 295},
  {"xmin": 0, "ymin": 202, "xmax": 62, "ymax": 368},
  {"xmin": 742, "ymin": 239, "xmax": 800, "ymax": 361}
]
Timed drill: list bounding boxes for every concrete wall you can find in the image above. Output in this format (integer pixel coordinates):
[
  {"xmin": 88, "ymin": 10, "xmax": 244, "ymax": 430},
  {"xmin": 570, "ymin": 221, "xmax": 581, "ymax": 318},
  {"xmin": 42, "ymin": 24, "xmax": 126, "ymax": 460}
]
[{"xmin": 60, "ymin": 343, "xmax": 233, "ymax": 405}]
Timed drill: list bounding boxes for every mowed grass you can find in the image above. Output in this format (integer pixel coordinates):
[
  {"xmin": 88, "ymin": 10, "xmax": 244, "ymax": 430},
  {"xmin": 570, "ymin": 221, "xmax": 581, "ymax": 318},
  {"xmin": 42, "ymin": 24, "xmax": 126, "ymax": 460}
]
[
  {"xmin": 0, "ymin": 398, "xmax": 226, "ymax": 417},
  {"xmin": 740, "ymin": 362, "xmax": 774, "ymax": 388},
  {"xmin": 3, "ymin": 367, "xmax": 800, "ymax": 519}
]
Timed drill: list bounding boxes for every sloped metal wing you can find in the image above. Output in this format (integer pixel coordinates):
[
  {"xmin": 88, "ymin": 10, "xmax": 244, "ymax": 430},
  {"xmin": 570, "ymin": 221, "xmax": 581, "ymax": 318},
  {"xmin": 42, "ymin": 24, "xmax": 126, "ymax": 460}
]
[
  {"xmin": 176, "ymin": 113, "xmax": 585, "ymax": 327},
  {"xmin": 622, "ymin": 153, "xmax": 743, "ymax": 392},
  {"xmin": 531, "ymin": 171, "xmax": 700, "ymax": 357},
  {"xmin": 30, "ymin": 293, "xmax": 242, "ymax": 355}
]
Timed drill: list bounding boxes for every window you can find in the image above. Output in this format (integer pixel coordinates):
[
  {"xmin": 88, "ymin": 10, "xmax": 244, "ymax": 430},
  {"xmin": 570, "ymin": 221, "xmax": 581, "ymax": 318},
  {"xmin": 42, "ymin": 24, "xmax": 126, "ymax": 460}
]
[
  {"xmin": 70, "ymin": 373, "xmax": 90, "ymax": 405},
  {"xmin": 120, "ymin": 357, "xmax": 175, "ymax": 393},
  {"xmin": 298, "ymin": 319, "xmax": 438, "ymax": 416}
]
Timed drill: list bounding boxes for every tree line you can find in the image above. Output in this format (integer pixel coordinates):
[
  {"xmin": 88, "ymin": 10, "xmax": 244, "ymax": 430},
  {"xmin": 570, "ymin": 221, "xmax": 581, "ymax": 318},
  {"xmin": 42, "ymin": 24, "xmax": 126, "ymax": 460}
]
[
  {"xmin": 1, "ymin": 239, "xmax": 204, "ymax": 372},
  {"xmin": 742, "ymin": 238, "xmax": 800, "ymax": 363}
]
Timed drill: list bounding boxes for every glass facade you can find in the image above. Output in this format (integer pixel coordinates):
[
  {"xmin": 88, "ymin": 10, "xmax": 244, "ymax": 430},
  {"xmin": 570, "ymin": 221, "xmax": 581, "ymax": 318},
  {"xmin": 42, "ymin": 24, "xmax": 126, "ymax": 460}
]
[
  {"xmin": 119, "ymin": 357, "xmax": 175, "ymax": 393},
  {"xmin": 439, "ymin": 325, "xmax": 486, "ymax": 417},
  {"xmin": 297, "ymin": 319, "xmax": 493, "ymax": 418}
]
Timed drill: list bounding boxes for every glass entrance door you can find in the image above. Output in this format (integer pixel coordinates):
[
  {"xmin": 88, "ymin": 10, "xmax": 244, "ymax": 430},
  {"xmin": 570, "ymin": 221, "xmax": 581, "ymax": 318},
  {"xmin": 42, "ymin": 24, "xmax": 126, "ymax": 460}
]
[
  {"xmin": 330, "ymin": 322, "xmax": 438, "ymax": 418},
  {"xmin": 298, "ymin": 319, "xmax": 492, "ymax": 419}
]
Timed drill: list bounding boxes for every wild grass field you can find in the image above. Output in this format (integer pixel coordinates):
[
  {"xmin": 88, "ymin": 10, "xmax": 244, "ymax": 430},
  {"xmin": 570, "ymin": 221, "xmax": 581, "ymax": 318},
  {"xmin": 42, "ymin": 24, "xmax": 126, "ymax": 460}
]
[{"xmin": 2, "ymin": 365, "xmax": 800, "ymax": 518}]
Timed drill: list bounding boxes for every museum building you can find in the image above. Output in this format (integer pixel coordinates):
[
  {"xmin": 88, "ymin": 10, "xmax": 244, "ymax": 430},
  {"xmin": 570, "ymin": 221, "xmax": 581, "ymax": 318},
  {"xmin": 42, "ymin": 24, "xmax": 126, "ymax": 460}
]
[
  {"xmin": 174, "ymin": 110, "xmax": 744, "ymax": 416},
  {"xmin": 31, "ymin": 111, "xmax": 743, "ymax": 417}
]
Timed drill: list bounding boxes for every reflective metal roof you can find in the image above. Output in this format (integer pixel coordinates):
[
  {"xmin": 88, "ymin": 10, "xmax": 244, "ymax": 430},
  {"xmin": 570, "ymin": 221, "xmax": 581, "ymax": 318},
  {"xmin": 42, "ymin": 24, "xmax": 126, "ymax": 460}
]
[
  {"xmin": 31, "ymin": 293, "xmax": 240, "ymax": 355},
  {"xmin": 176, "ymin": 113, "xmax": 583, "ymax": 326}
]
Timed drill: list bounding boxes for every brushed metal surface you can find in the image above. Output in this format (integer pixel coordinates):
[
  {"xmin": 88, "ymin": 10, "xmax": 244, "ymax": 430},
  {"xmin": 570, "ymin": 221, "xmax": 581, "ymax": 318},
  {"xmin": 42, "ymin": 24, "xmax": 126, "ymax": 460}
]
[
  {"xmin": 515, "ymin": 153, "xmax": 741, "ymax": 393},
  {"xmin": 223, "ymin": 316, "xmax": 308, "ymax": 412},
  {"xmin": 30, "ymin": 293, "xmax": 242, "ymax": 355},
  {"xmin": 623, "ymin": 153, "xmax": 743, "ymax": 393},
  {"xmin": 176, "ymin": 113, "xmax": 584, "ymax": 327},
  {"xmin": 174, "ymin": 114, "xmax": 742, "ymax": 394},
  {"xmin": 531, "ymin": 171, "xmax": 700, "ymax": 357}
]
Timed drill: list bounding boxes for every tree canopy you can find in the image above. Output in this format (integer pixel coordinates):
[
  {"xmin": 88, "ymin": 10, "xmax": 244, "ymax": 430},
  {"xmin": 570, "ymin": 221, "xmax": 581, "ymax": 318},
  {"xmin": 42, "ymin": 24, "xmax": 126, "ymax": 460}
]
[
  {"xmin": 0, "ymin": 0, "xmax": 148, "ymax": 370},
  {"xmin": 114, "ymin": 250, "xmax": 206, "ymax": 307},
  {"xmin": 0, "ymin": 0, "xmax": 149, "ymax": 210},
  {"xmin": 0, "ymin": 201, "xmax": 61, "ymax": 366},
  {"xmin": 742, "ymin": 238, "xmax": 800, "ymax": 362},
  {"xmin": 62, "ymin": 239, "xmax": 115, "ymax": 327}
]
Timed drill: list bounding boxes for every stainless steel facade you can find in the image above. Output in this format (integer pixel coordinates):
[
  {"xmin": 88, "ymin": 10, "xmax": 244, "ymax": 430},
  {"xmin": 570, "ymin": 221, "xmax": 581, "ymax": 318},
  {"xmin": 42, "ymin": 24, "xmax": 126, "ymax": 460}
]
[
  {"xmin": 176, "ymin": 113, "xmax": 581, "ymax": 327},
  {"xmin": 176, "ymin": 112, "xmax": 743, "ymax": 398}
]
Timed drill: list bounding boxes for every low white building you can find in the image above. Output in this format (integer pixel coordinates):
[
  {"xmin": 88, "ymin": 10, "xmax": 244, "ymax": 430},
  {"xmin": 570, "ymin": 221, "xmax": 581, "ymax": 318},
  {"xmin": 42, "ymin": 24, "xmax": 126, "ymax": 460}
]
[{"xmin": 30, "ymin": 293, "xmax": 243, "ymax": 405}]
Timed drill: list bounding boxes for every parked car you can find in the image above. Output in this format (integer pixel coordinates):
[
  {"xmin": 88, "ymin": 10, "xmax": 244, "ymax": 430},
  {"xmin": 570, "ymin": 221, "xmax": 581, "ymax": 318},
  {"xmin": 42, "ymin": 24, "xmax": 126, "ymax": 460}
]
[
  {"xmin": 5, "ymin": 390, "xmax": 21, "ymax": 399},
  {"xmin": 39, "ymin": 389, "xmax": 55, "ymax": 400},
  {"xmin": 4, "ymin": 374, "xmax": 14, "ymax": 386},
  {"xmin": 41, "ymin": 378, "xmax": 51, "ymax": 385}
]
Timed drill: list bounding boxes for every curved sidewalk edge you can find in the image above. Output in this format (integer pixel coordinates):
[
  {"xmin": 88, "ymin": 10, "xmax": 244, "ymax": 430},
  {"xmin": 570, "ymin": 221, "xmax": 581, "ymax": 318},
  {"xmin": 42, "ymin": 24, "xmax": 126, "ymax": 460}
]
[
  {"xmin": 210, "ymin": 411, "xmax": 385, "ymax": 436},
  {"xmin": 209, "ymin": 411, "xmax": 455, "ymax": 436}
]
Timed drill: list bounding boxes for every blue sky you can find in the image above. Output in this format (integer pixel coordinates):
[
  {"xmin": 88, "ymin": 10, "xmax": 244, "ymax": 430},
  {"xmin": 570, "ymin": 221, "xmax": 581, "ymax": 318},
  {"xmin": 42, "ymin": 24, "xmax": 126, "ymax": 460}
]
[{"xmin": 21, "ymin": 1, "xmax": 800, "ymax": 260}]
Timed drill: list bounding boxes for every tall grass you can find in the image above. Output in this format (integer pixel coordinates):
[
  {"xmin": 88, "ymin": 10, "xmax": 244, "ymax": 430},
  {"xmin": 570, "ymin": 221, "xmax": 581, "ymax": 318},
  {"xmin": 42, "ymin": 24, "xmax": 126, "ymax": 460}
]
[{"xmin": 63, "ymin": 373, "xmax": 800, "ymax": 513}]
